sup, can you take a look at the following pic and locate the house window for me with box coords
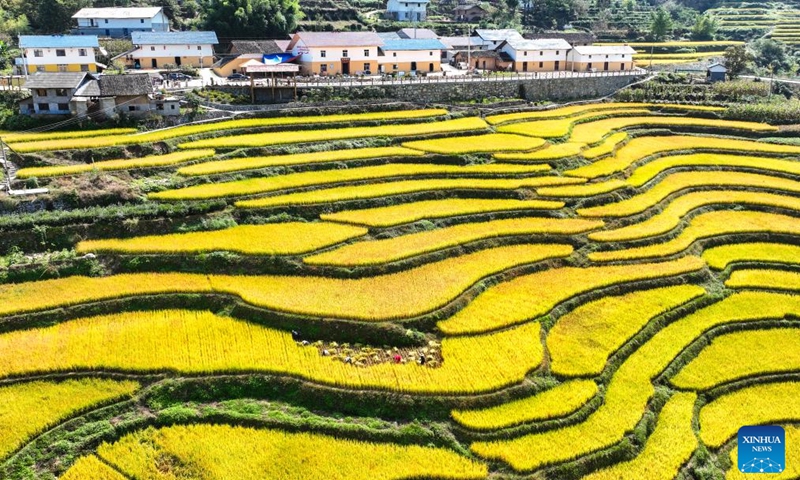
[588,55,592,59]
[393,52,397,57]
[364,49,369,56]
[622,54,626,58]
[539,51,543,56]
[157,103,164,110]
[524,51,527,56]
[556,51,559,55]
[81,64,90,72]
[429,51,433,56]
[140,19,144,23]
[33,49,43,57]
[151,46,155,51]
[56,49,66,57]
[321,50,327,58]
[79,48,87,56]
[104,19,108,23]
[57,103,69,111]
[55,88,68,96]
[197,46,202,50]
[128,106,136,111]
[38,103,49,111]
[342,49,348,58]
[171,105,176,109]
[36,89,47,96]
[606,55,609,58]
[36,65,46,72]
[57,64,68,72]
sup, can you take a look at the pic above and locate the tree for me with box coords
[723,44,752,79]
[650,7,673,41]
[199,0,302,39]
[34,0,91,34]
[691,14,717,40]
[751,39,794,73]
[524,0,575,30]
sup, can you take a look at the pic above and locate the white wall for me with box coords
[77,12,168,30]
[132,44,214,58]
[500,44,567,62]
[23,47,96,66]
[292,40,380,63]
[379,49,440,65]
[568,51,631,64]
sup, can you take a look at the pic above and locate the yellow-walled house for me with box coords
[212,40,287,77]
[498,37,572,72]
[124,31,218,69]
[287,32,383,75]
[567,45,636,72]
[378,39,446,74]
[16,35,99,74]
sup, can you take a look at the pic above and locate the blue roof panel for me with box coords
[380,39,447,51]
[131,31,219,45]
[19,35,99,48]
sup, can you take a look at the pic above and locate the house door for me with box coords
[554,60,560,71]
[123,28,128,36]
[522,62,527,72]
[151,59,157,68]
[411,61,417,71]
[175,56,182,66]
[134,59,141,69]
[604,61,609,71]
[429,63,434,72]
[342,58,350,75]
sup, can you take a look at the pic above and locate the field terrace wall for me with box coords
[216,73,643,104]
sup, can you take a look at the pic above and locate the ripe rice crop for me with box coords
[451,380,598,431]
[90,424,488,480]
[725,269,800,291]
[0,379,139,459]
[76,223,368,256]
[537,179,628,197]
[0,309,542,394]
[672,328,800,390]
[548,285,706,377]
[303,218,598,266]
[1,127,137,144]
[494,142,584,161]
[700,382,800,448]
[567,135,800,179]
[177,147,425,176]
[589,210,800,262]
[497,109,651,138]
[151,162,551,201]
[178,117,489,150]
[577,171,800,218]
[8,109,449,152]
[437,256,704,335]
[402,133,546,154]
[703,243,800,270]
[61,455,126,480]
[590,191,800,242]
[235,176,585,209]
[568,117,776,145]
[727,425,800,480]
[0,244,568,321]
[485,102,652,125]
[626,153,800,187]
[581,392,697,480]
[634,59,704,65]
[320,198,564,227]
[471,291,800,471]
[633,51,725,59]
[15,149,216,179]
[582,132,628,160]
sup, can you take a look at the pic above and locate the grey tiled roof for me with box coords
[23,72,90,89]
[132,31,219,45]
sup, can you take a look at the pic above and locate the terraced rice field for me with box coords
[1,102,798,479]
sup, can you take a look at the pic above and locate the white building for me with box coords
[16,35,100,75]
[124,31,219,69]
[567,45,636,72]
[473,29,523,50]
[498,37,572,72]
[386,0,430,22]
[72,7,169,38]
[378,39,446,74]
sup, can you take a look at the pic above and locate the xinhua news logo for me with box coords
[738,425,786,474]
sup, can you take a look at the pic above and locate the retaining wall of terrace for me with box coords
[214,73,644,104]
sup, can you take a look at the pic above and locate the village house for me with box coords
[439,36,486,62]
[16,35,100,75]
[212,40,286,77]
[378,38,446,74]
[386,0,430,22]
[453,49,511,71]
[473,29,523,50]
[19,72,91,115]
[526,32,595,47]
[567,45,636,72]
[498,37,572,72]
[72,73,180,118]
[123,31,219,69]
[707,63,727,82]
[72,7,170,38]
[453,3,488,22]
[287,32,383,76]
[397,28,438,39]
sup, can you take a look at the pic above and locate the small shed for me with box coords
[707,63,727,82]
